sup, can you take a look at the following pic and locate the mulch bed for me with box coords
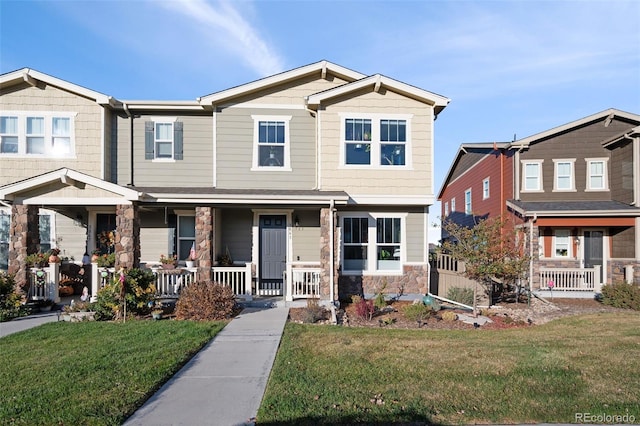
[288,297,622,330]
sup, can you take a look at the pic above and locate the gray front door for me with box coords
[259,215,286,295]
[584,230,604,283]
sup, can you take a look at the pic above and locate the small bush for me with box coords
[446,287,475,306]
[0,273,23,322]
[441,310,458,322]
[300,297,326,324]
[373,281,388,310]
[402,303,430,326]
[354,297,375,321]
[93,268,157,321]
[175,282,239,321]
[601,282,640,310]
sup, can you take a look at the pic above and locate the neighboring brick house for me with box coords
[0,61,450,303]
[438,109,640,297]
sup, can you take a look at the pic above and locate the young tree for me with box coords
[440,216,530,311]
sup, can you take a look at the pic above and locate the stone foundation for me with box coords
[338,265,429,301]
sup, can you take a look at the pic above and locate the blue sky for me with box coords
[1,0,639,240]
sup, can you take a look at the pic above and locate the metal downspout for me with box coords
[330,199,335,304]
[123,103,134,187]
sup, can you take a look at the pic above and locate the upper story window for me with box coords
[483,177,490,199]
[444,201,449,217]
[342,114,411,168]
[522,160,543,192]
[145,119,183,161]
[451,197,456,213]
[251,115,291,170]
[0,112,76,157]
[553,159,576,191]
[586,158,608,191]
[464,189,472,215]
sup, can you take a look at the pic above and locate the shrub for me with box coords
[373,281,388,310]
[0,273,23,322]
[446,287,475,306]
[93,268,157,320]
[175,282,239,321]
[601,282,640,310]
[354,297,375,321]
[402,303,430,326]
[441,310,458,322]
[300,297,326,324]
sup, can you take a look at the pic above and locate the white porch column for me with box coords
[90,262,99,302]
[594,265,602,293]
[48,263,60,303]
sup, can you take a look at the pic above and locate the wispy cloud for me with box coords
[160,0,284,77]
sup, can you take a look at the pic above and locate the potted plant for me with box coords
[160,254,178,269]
[26,252,48,268]
[151,308,163,320]
[216,247,233,266]
[96,253,116,268]
[48,248,61,264]
[91,249,101,263]
[38,298,56,312]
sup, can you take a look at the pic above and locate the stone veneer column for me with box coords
[115,204,140,270]
[195,206,214,283]
[319,208,338,302]
[8,204,39,292]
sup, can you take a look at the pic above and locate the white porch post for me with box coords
[90,262,99,302]
[244,263,253,301]
[48,263,60,303]
[594,265,602,293]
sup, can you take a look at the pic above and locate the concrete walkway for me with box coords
[124,305,289,426]
[0,311,59,338]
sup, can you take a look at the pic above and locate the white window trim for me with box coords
[151,117,177,162]
[553,229,571,258]
[464,188,472,215]
[251,115,292,171]
[339,212,407,276]
[521,160,544,192]
[176,211,196,261]
[482,177,490,199]
[0,111,77,158]
[585,158,609,191]
[552,158,576,192]
[339,112,413,170]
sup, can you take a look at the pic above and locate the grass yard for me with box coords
[258,312,640,425]
[0,320,225,425]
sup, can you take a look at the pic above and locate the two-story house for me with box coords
[0,61,450,303]
[438,109,640,297]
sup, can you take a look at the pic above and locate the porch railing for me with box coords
[27,264,59,302]
[212,264,252,299]
[286,267,321,301]
[539,266,601,292]
[154,268,196,297]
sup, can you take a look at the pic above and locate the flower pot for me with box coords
[91,254,99,263]
[161,263,177,270]
[48,255,60,264]
[185,260,195,268]
[152,312,162,320]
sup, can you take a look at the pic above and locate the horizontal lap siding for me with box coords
[54,213,87,261]
[292,209,321,262]
[0,84,105,186]
[519,118,634,202]
[406,210,426,262]
[218,209,252,262]
[319,89,433,196]
[609,140,634,204]
[116,114,213,187]
[215,108,316,189]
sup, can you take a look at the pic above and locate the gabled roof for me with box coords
[0,68,114,106]
[437,142,509,200]
[510,108,640,148]
[198,60,365,105]
[306,74,450,114]
[0,168,142,201]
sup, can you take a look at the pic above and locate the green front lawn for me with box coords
[0,320,225,425]
[259,312,640,425]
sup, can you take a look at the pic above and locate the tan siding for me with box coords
[215,108,316,189]
[0,83,105,186]
[54,213,87,261]
[318,88,433,196]
[219,208,252,262]
[117,114,214,187]
[406,211,425,262]
[292,210,321,262]
[140,228,172,263]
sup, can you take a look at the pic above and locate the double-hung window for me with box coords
[464,189,472,215]
[343,217,368,271]
[0,112,76,157]
[483,177,490,199]
[145,118,183,160]
[342,114,411,167]
[376,217,401,270]
[554,229,570,258]
[444,202,449,217]
[553,159,575,191]
[586,158,608,191]
[451,198,456,213]
[522,160,543,192]
[252,115,291,170]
